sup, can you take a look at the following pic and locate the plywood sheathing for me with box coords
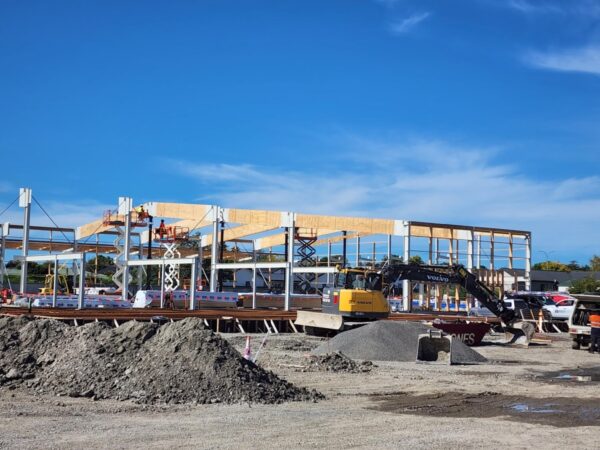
[150,202,213,220]
[76,218,120,240]
[227,208,283,228]
[295,214,395,235]
[202,224,279,247]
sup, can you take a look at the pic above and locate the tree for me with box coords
[532,260,570,272]
[569,277,600,294]
[590,255,600,272]
[567,260,590,271]
[408,255,424,265]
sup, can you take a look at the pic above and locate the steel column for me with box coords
[210,210,219,292]
[525,234,532,290]
[355,235,360,267]
[160,264,165,308]
[19,188,32,294]
[52,257,58,308]
[122,208,132,302]
[402,231,411,311]
[252,264,257,309]
[77,253,86,309]
[284,223,295,311]
[0,231,5,287]
[189,257,197,310]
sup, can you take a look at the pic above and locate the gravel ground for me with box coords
[1,329,599,449]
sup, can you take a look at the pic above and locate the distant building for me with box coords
[530,270,600,292]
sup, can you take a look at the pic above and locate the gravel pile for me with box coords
[0,316,323,404]
[313,321,487,364]
[304,352,374,373]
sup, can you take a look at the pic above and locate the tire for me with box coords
[572,340,581,350]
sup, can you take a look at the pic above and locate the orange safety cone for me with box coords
[243,336,252,360]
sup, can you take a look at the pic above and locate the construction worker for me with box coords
[589,314,600,353]
[155,219,167,240]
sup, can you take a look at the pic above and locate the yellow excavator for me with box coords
[295,263,534,346]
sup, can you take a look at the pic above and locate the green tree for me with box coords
[569,277,600,294]
[408,255,424,265]
[532,260,570,271]
[567,260,590,271]
[590,255,600,272]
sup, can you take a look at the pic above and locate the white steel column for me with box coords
[77,253,86,309]
[137,241,144,291]
[52,257,58,308]
[355,235,360,267]
[283,212,295,312]
[0,227,6,287]
[252,264,257,309]
[160,264,165,308]
[189,257,197,310]
[402,227,411,311]
[120,197,133,302]
[387,235,392,263]
[525,234,532,290]
[210,207,220,292]
[467,231,474,271]
[476,234,481,269]
[326,241,332,285]
[19,188,32,294]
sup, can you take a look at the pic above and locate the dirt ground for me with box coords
[1,330,599,449]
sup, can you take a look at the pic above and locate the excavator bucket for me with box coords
[504,321,535,347]
[416,330,453,364]
[295,311,344,332]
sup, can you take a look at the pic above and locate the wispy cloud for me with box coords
[170,137,600,257]
[504,0,600,16]
[524,45,600,76]
[507,0,562,14]
[389,12,431,35]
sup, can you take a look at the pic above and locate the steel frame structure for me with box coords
[4,188,532,312]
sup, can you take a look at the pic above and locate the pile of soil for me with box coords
[303,352,374,373]
[313,321,487,364]
[0,316,323,405]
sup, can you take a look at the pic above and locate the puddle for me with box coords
[368,392,600,427]
[510,403,561,413]
[533,367,600,383]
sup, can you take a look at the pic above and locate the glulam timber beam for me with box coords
[201,224,278,247]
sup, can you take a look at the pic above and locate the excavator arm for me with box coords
[381,263,533,345]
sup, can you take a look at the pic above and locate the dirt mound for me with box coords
[313,321,487,364]
[0,317,323,404]
[304,352,374,373]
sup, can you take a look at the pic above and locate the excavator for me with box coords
[295,263,535,346]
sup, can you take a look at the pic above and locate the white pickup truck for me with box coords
[543,298,576,320]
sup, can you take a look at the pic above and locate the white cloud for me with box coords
[507,0,562,14]
[389,12,431,34]
[171,138,600,258]
[525,45,600,76]
[504,0,600,16]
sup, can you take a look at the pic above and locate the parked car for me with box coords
[468,304,496,317]
[568,294,600,350]
[542,295,576,320]
[503,296,552,321]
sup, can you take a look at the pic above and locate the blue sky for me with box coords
[0,0,599,263]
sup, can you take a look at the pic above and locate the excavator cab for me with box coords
[322,268,389,319]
